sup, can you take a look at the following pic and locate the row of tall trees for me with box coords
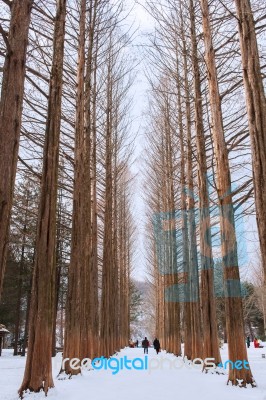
[0,0,135,396]
[144,0,266,387]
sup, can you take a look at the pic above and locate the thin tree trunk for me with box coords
[164,96,181,356]
[180,13,202,359]
[52,189,63,357]
[62,0,86,376]
[22,250,34,358]
[21,279,31,357]
[14,219,27,356]
[162,132,170,353]
[0,0,33,299]
[100,57,114,357]
[176,58,191,359]
[112,112,119,353]
[90,39,99,359]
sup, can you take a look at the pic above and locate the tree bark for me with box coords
[52,188,63,357]
[14,205,28,357]
[62,0,100,375]
[180,11,202,359]
[189,0,221,366]
[234,0,266,288]
[21,277,31,357]
[0,0,33,299]
[100,56,114,357]
[90,41,99,358]
[163,92,181,356]
[18,0,66,394]
[176,58,191,360]
[200,0,254,386]
[62,0,86,376]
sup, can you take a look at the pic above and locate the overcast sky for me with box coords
[124,0,154,281]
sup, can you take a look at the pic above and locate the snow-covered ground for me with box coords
[0,345,266,400]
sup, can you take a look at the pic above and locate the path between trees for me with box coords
[0,346,266,400]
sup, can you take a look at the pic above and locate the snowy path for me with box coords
[0,346,266,400]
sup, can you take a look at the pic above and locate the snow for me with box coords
[0,345,266,400]
[0,328,9,333]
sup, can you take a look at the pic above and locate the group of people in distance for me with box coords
[137,335,264,352]
[129,337,161,354]
[141,337,161,354]
[246,336,264,348]
[136,335,263,352]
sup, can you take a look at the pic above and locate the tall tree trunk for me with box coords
[112,115,119,352]
[52,189,63,357]
[118,184,124,349]
[118,179,131,349]
[90,39,99,359]
[200,0,254,386]
[63,0,99,375]
[13,252,23,356]
[161,131,170,353]
[176,57,191,359]
[62,0,86,376]
[19,0,66,394]
[164,96,181,356]
[189,0,221,365]
[14,200,28,357]
[0,0,33,299]
[22,249,34,358]
[80,0,99,362]
[100,57,114,357]
[180,13,202,359]
[234,0,266,292]
[21,277,32,357]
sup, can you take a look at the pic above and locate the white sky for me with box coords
[123,1,155,281]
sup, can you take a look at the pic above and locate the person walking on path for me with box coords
[153,338,161,354]
[246,336,250,348]
[142,337,149,354]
